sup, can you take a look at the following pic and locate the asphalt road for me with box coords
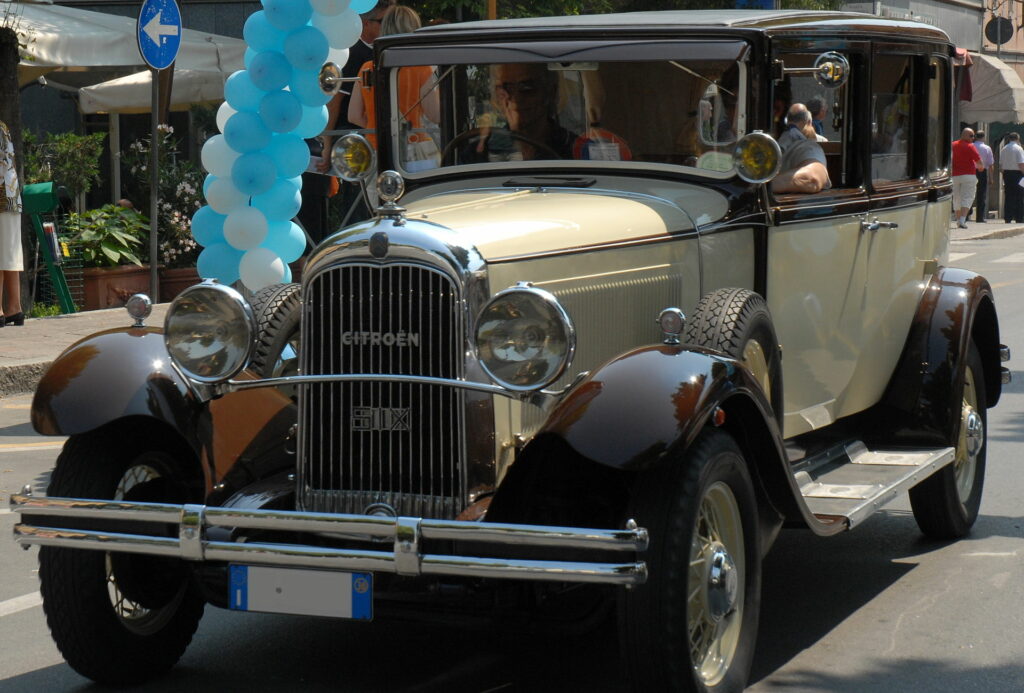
[1,233,1023,691]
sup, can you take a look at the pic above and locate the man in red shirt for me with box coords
[952,128,982,228]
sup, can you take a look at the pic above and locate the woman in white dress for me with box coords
[0,120,23,327]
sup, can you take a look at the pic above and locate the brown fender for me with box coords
[31,327,296,499]
[516,344,842,539]
[871,267,1002,447]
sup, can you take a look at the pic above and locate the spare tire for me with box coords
[249,282,301,379]
[684,288,783,427]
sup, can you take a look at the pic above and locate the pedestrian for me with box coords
[999,132,1024,224]
[806,95,826,136]
[972,131,994,223]
[0,119,24,328]
[951,128,981,229]
[316,0,395,229]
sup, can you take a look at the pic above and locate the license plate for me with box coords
[228,565,372,620]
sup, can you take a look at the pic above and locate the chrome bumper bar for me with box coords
[11,492,648,586]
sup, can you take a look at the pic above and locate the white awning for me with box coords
[960,52,1024,124]
[78,69,227,114]
[13,2,244,89]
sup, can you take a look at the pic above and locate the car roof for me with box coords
[416,9,950,43]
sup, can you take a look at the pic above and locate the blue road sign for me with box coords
[137,0,182,70]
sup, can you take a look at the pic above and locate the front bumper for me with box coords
[11,492,648,586]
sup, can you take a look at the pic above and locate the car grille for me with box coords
[298,262,466,519]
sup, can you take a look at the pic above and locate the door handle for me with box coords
[861,217,898,232]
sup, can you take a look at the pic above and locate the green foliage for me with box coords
[65,204,150,268]
[412,0,612,22]
[29,303,63,318]
[21,130,106,201]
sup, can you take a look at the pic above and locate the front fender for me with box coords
[872,267,1001,447]
[31,327,198,440]
[538,344,773,471]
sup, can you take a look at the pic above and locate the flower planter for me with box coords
[82,265,152,311]
[159,266,201,302]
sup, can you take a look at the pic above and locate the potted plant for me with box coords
[65,204,151,310]
[119,125,204,301]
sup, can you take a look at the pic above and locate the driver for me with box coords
[463,63,578,162]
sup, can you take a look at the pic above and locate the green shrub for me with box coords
[65,204,150,268]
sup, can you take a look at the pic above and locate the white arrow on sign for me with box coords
[143,11,179,45]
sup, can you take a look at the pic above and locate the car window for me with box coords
[771,52,851,190]
[386,55,748,176]
[927,55,951,178]
[871,53,914,184]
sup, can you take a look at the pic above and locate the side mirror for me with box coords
[813,52,850,89]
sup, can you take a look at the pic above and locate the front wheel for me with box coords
[38,432,205,685]
[619,429,761,692]
[909,341,987,539]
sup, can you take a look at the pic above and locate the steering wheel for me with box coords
[441,127,563,165]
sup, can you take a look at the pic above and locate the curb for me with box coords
[0,362,50,399]
[954,226,1024,242]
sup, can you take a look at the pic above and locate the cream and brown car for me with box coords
[13,10,1010,692]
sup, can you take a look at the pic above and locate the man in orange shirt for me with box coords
[951,127,982,229]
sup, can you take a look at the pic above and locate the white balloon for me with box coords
[200,135,241,177]
[240,247,286,291]
[216,101,238,134]
[325,47,350,69]
[207,177,248,214]
[310,0,349,16]
[224,206,270,250]
[312,9,360,50]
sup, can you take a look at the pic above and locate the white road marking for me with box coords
[0,441,64,453]
[0,592,42,618]
[948,252,975,262]
[963,551,1018,557]
[993,252,1024,263]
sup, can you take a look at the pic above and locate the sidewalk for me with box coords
[0,303,169,398]
[2,217,1023,399]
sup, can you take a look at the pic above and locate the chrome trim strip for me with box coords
[1000,344,1010,362]
[12,494,648,586]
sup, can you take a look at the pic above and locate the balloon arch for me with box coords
[191,0,370,290]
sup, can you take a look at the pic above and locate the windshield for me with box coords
[382,54,747,176]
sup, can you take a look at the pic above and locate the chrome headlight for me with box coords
[164,281,255,383]
[474,284,575,392]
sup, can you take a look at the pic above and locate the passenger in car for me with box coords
[770,103,831,194]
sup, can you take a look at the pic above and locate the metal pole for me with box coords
[149,67,160,301]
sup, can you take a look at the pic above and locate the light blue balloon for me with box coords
[231,151,278,196]
[191,205,227,247]
[288,68,331,107]
[283,26,329,72]
[224,71,266,113]
[266,134,310,178]
[248,50,292,92]
[263,220,307,262]
[203,173,215,197]
[259,90,303,133]
[244,47,258,70]
[252,177,302,221]
[293,104,329,139]
[282,264,293,283]
[223,111,272,153]
[197,243,244,285]
[348,0,376,12]
[262,0,313,32]
[243,11,286,52]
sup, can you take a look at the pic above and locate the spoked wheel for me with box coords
[619,429,761,692]
[38,432,204,684]
[684,288,783,428]
[909,341,987,539]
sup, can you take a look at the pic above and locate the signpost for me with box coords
[137,0,181,301]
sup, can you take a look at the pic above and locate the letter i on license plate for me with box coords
[228,565,372,620]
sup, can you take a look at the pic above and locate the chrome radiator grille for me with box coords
[298,263,465,519]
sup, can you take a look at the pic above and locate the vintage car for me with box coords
[12,9,1011,692]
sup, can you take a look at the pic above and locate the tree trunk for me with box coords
[0,27,29,313]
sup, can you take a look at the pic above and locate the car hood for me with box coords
[402,187,722,262]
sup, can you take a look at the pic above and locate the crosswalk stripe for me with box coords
[948,252,975,262]
[993,252,1024,263]
[0,593,42,618]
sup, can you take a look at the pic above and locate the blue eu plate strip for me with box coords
[229,565,248,611]
[351,573,372,620]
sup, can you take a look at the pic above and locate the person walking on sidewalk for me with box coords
[1000,132,1024,224]
[951,128,982,229]
[973,130,995,223]
[0,120,24,328]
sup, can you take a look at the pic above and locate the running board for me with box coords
[793,442,955,529]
